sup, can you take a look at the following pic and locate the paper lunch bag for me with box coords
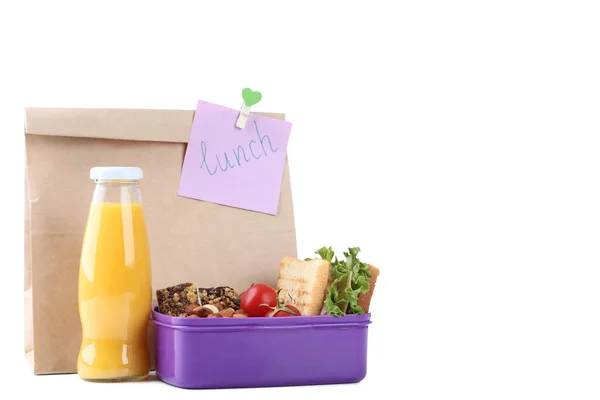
[24,107,297,374]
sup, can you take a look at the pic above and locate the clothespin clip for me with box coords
[236,88,262,129]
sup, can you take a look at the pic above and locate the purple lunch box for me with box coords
[151,307,371,389]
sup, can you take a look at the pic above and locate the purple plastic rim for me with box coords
[152,307,371,327]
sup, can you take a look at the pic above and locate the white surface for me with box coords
[90,167,144,181]
[2,0,600,399]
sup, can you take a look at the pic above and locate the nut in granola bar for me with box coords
[197,286,241,310]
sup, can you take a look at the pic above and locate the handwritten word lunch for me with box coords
[200,121,279,176]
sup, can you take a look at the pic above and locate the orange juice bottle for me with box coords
[77,167,152,382]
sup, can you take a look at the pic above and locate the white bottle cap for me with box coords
[90,167,143,180]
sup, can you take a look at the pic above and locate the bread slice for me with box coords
[276,256,331,316]
[357,264,379,312]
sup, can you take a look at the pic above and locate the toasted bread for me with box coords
[357,264,379,312]
[276,256,331,316]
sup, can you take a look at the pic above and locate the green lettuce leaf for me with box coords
[315,246,372,316]
[355,275,370,294]
[325,284,345,316]
[316,246,335,262]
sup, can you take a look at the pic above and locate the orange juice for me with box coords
[77,200,152,382]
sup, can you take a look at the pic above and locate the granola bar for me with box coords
[157,283,199,316]
[198,286,240,310]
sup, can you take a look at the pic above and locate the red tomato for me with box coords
[238,284,253,305]
[239,283,277,317]
[267,304,302,317]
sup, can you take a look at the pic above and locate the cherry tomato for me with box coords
[267,304,302,317]
[239,283,277,317]
[238,284,253,305]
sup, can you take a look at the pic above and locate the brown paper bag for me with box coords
[24,107,297,374]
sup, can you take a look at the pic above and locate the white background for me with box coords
[2,1,600,399]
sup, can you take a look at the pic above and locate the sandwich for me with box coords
[276,246,379,317]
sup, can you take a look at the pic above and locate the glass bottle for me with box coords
[77,167,152,382]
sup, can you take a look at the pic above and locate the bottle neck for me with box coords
[92,180,143,204]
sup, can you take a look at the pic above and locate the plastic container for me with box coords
[152,307,371,389]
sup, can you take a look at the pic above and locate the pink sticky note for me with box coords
[178,100,292,215]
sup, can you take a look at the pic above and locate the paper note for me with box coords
[178,100,292,215]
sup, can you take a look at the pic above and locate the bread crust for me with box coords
[357,264,379,313]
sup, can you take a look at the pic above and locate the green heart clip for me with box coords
[242,88,262,107]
